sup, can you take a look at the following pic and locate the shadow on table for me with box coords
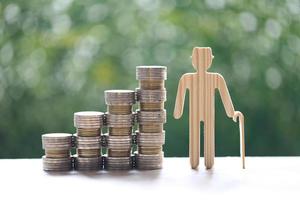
[45,169,162,181]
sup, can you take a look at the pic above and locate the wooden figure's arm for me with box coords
[174,74,189,119]
[216,74,235,118]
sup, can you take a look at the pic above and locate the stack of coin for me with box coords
[136,66,167,170]
[105,90,135,170]
[74,156,102,171]
[136,66,167,90]
[73,111,104,171]
[42,133,72,171]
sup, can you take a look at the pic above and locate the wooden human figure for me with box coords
[174,47,245,169]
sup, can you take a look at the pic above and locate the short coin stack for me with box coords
[136,66,167,170]
[42,133,72,171]
[73,111,104,171]
[104,90,135,170]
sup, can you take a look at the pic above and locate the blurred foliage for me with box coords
[0,0,300,158]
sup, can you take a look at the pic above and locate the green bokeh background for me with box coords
[0,0,299,158]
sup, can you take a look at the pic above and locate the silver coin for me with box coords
[107,135,132,149]
[76,128,101,137]
[42,133,72,150]
[75,135,101,149]
[75,156,101,171]
[42,156,72,171]
[74,111,104,117]
[106,113,134,127]
[136,66,167,80]
[74,121,103,127]
[136,131,165,146]
[105,90,135,105]
[106,156,132,170]
[136,153,163,170]
[136,88,167,103]
[137,110,166,124]
[74,111,104,128]
[137,164,162,170]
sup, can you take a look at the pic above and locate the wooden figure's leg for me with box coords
[189,114,200,169]
[204,117,215,169]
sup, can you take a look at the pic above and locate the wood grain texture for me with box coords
[174,47,245,169]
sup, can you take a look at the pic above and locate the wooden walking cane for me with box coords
[233,111,246,169]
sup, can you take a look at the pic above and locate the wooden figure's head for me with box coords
[192,47,214,71]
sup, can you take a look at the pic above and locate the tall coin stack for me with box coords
[73,111,104,171]
[42,133,72,171]
[104,90,135,170]
[136,66,167,170]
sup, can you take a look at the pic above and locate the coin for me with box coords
[77,128,101,137]
[138,146,162,155]
[75,156,102,171]
[136,131,165,147]
[74,111,104,128]
[42,133,72,150]
[107,135,132,149]
[75,135,101,149]
[137,110,166,124]
[136,88,166,111]
[108,105,132,115]
[106,113,134,127]
[107,149,131,157]
[140,103,164,111]
[42,156,72,171]
[136,66,167,81]
[45,149,70,158]
[75,135,101,157]
[136,153,163,170]
[105,90,135,105]
[136,88,166,103]
[106,156,132,170]
[77,149,101,158]
[139,80,165,90]
[139,124,163,133]
[108,127,132,136]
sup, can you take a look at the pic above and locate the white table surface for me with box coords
[0,157,299,200]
